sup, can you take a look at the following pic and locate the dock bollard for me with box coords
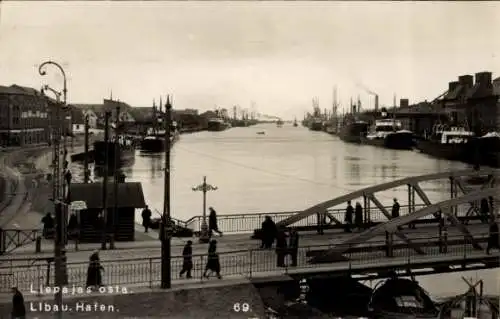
[35,236,42,253]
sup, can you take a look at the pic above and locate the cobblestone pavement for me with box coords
[0,282,267,318]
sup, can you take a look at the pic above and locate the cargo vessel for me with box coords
[207,118,231,131]
[416,125,475,162]
[362,119,415,150]
[94,136,135,167]
[338,120,369,143]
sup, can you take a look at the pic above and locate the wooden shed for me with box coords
[69,182,146,242]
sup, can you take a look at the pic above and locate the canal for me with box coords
[70,123,498,298]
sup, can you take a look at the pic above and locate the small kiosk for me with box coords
[69,182,146,242]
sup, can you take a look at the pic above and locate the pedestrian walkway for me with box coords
[0,221,496,295]
[3,222,489,261]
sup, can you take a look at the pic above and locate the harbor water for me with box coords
[69,124,499,298]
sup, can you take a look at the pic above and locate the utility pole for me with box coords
[161,94,172,289]
[83,115,90,184]
[101,111,111,250]
[111,105,120,250]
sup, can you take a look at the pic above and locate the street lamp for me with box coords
[161,94,172,289]
[192,176,218,243]
[38,60,68,319]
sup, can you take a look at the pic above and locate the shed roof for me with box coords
[69,182,146,209]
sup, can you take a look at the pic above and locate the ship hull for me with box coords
[362,132,415,150]
[416,140,469,161]
[339,122,369,144]
[465,135,500,168]
[309,122,323,131]
[207,121,230,131]
[93,141,135,166]
[140,137,165,153]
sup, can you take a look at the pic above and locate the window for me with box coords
[13,106,20,125]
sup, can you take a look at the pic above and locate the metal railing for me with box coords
[0,232,492,293]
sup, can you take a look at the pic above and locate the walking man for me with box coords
[141,205,152,233]
[261,216,277,249]
[486,219,499,255]
[275,228,287,267]
[288,229,299,267]
[179,240,193,278]
[11,287,25,319]
[344,201,354,233]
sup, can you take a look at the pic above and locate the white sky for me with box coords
[1,1,499,119]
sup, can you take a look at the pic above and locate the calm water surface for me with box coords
[71,124,498,297]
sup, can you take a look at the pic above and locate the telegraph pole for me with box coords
[161,95,172,289]
[111,105,120,249]
[83,115,90,184]
[101,112,111,250]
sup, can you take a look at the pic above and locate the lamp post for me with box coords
[192,176,218,243]
[38,60,68,319]
[161,94,172,289]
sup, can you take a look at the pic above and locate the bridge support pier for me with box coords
[407,184,416,229]
[438,213,448,253]
[385,231,393,257]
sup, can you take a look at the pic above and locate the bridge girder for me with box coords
[309,187,500,264]
[276,168,499,228]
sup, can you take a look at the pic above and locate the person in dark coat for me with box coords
[67,213,78,240]
[344,201,354,233]
[391,198,400,219]
[261,216,277,249]
[354,202,363,231]
[480,198,490,223]
[86,250,104,289]
[41,212,54,239]
[486,220,499,254]
[203,239,222,279]
[275,228,288,267]
[11,287,25,319]
[208,207,223,237]
[179,240,193,278]
[141,205,152,232]
[288,229,299,267]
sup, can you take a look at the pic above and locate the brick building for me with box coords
[440,72,500,134]
[0,85,50,146]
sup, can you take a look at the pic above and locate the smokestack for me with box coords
[374,95,379,111]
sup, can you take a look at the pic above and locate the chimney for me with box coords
[400,98,409,108]
[475,72,493,87]
[458,75,474,88]
[374,95,379,111]
[448,81,459,91]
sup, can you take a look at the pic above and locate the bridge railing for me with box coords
[0,232,491,293]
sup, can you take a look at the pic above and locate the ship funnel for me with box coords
[374,95,379,111]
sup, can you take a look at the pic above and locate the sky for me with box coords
[1,1,499,119]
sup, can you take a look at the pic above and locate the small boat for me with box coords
[256,131,266,135]
[368,278,438,319]
[438,278,499,319]
[293,118,298,127]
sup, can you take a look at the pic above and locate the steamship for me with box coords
[93,135,135,167]
[361,119,415,150]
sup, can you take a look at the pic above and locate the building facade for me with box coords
[0,85,50,146]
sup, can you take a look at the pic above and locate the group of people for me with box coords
[343,200,365,232]
[259,216,300,267]
[41,212,80,240]
[178,239,222,279]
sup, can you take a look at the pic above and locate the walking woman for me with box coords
[203,239,222,279]
[209,207,223,237]
[86,250,104,290]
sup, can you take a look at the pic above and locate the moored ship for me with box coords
[368,278,438,319]
[207,118,231,131]
[362,119,415,150]
[140,124,179,153]
[94,136,135,167]
[309,118,323,131]
[416,125,475,162]
[339,120,369,143]
[466,131,500,168]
